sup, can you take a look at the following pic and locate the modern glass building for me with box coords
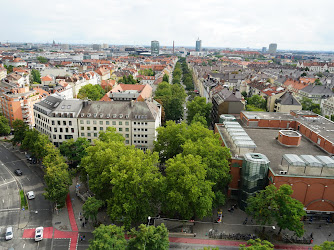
[196,39,202,52]
[151,40,159,56]
[239,153,270,210]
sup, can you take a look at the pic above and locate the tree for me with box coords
[118,75,137,84]
[164,154,214,219]
[274,184,306,236]
[98,127,124,143]
[162,74,169,83]
[246,185,305,236]
[313,241,334,250]
[240,238,274,250]
[187,96,212,127]
[31,69,41,84]
[300,72,307,77]
[77,84,106,100]
[37,56,48,64]
[43,163,72,208]
[300,97,321,114]
[128,224,169,250]
[0,115,11,136]
[83,197,104,225]
[89,224,127,250]
[246,95,266,110]
[12,119,29,145]
[59,137,90,165]
[82,129,164,228]
[241,91,248,98]
[315,78,322,85]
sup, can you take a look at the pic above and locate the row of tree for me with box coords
[0,114,11,136]
[180,58,194,91]
[154,81,187,122]
[77,84,107,101]
[186,96,212,127]
[172,62,182,84]
[118,75,139,84]
[138,68,155,76]
[12,120,72,208]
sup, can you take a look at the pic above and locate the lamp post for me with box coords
[147,216,151,226]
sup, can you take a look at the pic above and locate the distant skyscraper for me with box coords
[151,40,159,56]
[262,47,267,53]
[92,44,102,51]
[268,43,277,54]
[196,38,202,52]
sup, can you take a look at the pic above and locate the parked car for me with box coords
[27,191,35,200]
[5,227,13,240]
[35,227,43,241]
[14,169,23,176]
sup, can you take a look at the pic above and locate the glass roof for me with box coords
[234,140,257,148]
[316,156,334,168]
[300,155,323,167]
[283,154,306,166]
[231,135,253,141]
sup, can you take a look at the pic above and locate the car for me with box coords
[14,169,22,176]
[5,227,13,240]
[27,191,35,200]
[35,227,43,241]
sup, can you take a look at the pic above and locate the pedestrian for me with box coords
[310,232,313,239]
[83,235,86,241]
[82,222,85,228]
[80,235,83,241]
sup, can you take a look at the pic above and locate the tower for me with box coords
[196,38,202,52]
[151,40,159,56]
[268,43,277,54]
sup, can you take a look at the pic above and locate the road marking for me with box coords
[0,180,16,187]
[23,243,25,248]
[27,177,30,181]
[0,208,20,212]
[2,199,4,203]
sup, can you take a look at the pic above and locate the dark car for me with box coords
[14,169,23,176]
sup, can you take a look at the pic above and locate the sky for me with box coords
[2,0,334,51]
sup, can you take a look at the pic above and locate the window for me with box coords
[99,121,103,125]
[125,128,129,132]
[54,128,57,132]
[119,121,122,125]
[134,122,136,125]
[134,128,137,131]
[52,121,55,125]
[60,128,63,133]
[125,121,129,125]
[65,128,69,133]
[59,135,62,139]
[126,140,129,144]
[145,129,147,131]
[87,120,90,124]
[80,120,84,124]
[71,128,74,133]
[53,135,56,139]
[134,140,136,143]
[87,127,91,131]
[57,121,60,125]
[81,127,84,130]
[134,134,137,137]
[112,121,116,125]
[69,121,72,126]
[119,128,123,132]
[93,121,97,124]
[87,133,91,137]
[125,134,129,138]
[63,121,66,126]
[100,127,103,131]
[94,127,97,131]
[94,133,98,137]
[81,133,84,137]
[106,121,110,125]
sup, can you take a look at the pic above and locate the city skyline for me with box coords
[2,0,334,51]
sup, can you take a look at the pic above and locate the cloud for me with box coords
[2,0,334,51]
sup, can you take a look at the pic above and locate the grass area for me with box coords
[19,190,28,210]
[246,105,266,112]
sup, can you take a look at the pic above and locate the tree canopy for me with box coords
[77,84,106,100]
[12,119,29,145]
[89,224,127,250]
[301,97,321,114]
[31,69,41,84]
[37,56,48,64]
[128,224,169,250]
[313,241,334,250]
[246,95,266,111]
[83,197,104,224]
[118,75,138,84]
[0,114,11,136]
[186,96,212,127]
[59,137,90,165]
[246,184,305,236]
[239,238,274,250]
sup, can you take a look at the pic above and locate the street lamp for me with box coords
[147,216,151,226]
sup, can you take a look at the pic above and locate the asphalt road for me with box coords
[0,142,52,250]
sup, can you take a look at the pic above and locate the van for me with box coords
[27,191,35,200]
[5,227,13,240]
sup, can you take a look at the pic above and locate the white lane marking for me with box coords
[0,208,20,212]
[2,199,4,203]
[0,180,16,187]
[23,243,25,248]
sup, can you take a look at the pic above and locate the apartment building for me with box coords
[0,64,7,80]
[34,96,162,150]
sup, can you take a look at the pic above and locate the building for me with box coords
[262,47,267,53]
[92,44,102,51]
[322,96,334,118]
[100,84,152,102]
[215,110,334,217]
[34,96,162,150]
[299,85,334,105]
[274,91,302,113]
[151,41,159,56]
[196,39,202,52]
[268,43,277,54]
[0,64,7,80]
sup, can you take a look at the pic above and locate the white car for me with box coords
[5,227,13,240]
[27,191,35,200]
[35,227,43,241]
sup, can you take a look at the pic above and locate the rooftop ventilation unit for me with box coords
[119,114,123,118]
[94,113,97,118]
[99,114,103,118]
[106,114,110,118]
[112,114,117,118]
[87,113,91,117]
[81,113,85,117]
[279,170,288,175]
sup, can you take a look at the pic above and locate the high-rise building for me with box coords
[196,38,202,52]
[151,40,159,56]
[92,44,102,51]
[268,43,277,54]
[262,47,267,53]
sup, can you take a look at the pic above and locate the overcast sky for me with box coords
[2,0,333,51]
